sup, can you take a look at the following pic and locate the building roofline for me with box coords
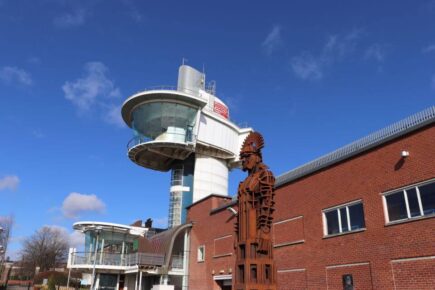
[275,106,435,187]
[210,199,237,215]
[185,193,232,210]
[73,221,148,236]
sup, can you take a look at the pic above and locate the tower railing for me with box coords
[134,85,214,99]
[127,131,196,151]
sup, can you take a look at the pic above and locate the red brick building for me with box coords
[186,106,435,290]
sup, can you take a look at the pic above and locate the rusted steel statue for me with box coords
[234,132,276,290]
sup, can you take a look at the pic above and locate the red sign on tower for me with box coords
[213,100,229,119]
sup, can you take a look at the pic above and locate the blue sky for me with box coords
[1,0,434,259]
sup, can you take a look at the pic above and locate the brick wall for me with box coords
[391,256,435,290]
[187,124,435,289]
[274,125,435,289]
[187,195,236,290]
[276,269,307,290]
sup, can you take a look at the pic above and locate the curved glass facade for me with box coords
[84,230,136,254]
[132,102,197,143]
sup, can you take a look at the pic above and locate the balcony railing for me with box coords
[70,252,185,270]
[127,130,196,151]
[70,252,165,267]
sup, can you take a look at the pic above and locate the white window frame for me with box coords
[382,178,435,224]
[322,200,365,237]
[197,245,205,262]
[171,165,184,186]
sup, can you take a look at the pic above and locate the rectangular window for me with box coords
[323,201,365,236]
[383,179,435,223]
[197,245,205,262]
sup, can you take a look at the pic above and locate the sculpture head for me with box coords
[240,132,264,172]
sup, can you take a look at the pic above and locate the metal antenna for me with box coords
[182,58,188,65]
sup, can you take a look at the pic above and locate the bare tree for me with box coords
[21,226,69,276]
[0,215,13,260]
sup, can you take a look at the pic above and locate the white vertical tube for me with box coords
[182,230,190,290]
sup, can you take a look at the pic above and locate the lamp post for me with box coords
[90,227,102,290]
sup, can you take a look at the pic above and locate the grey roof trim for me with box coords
[210,199,237,215]
[276,106,435,187]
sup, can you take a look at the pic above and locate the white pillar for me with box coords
[134,273,138,290]
[100,238,105,264]
[121,241,125,265]
[138,271,142,290]
[95,274,100,290]
[116,274,120,290]
[182,231,190,290]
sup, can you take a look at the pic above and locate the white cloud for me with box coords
[423,44,435,53]
[323,29,362,59]
[364,43,386,62]
[262,25,282,55]
[32,129,45,139]
[0,175,20,191]
[291,29,363,80]
[130,10,143,23]
[102,104,125,128]
[62,192,106,219]
[0,66,33,86]
[290,53,323,80]
[63,62,121,112]
[54,9,86,28]
[45,225,84,248]
[69,231,85,248]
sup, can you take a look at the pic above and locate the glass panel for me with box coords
[349,203,366,230]
[340,208,349,232]
[99,274,118,290]
[386,191,408,221]
[171,166,184,186]
[419,182,435,216]
[132,102,197,141]
[325,210,339,235]
[406,188,421,217]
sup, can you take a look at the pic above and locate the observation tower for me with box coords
[122,65,252,228]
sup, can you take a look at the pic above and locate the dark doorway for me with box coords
[216,279,232,290]
[118,275,125,290]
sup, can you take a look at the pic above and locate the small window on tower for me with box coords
[197,245,205,262]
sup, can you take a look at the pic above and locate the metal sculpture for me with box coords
[234,132,276,290]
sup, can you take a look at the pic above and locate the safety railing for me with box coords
[70,252,165,267]
[70,252,185,270]
[127,130,196,151]
[133,85,219,98]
